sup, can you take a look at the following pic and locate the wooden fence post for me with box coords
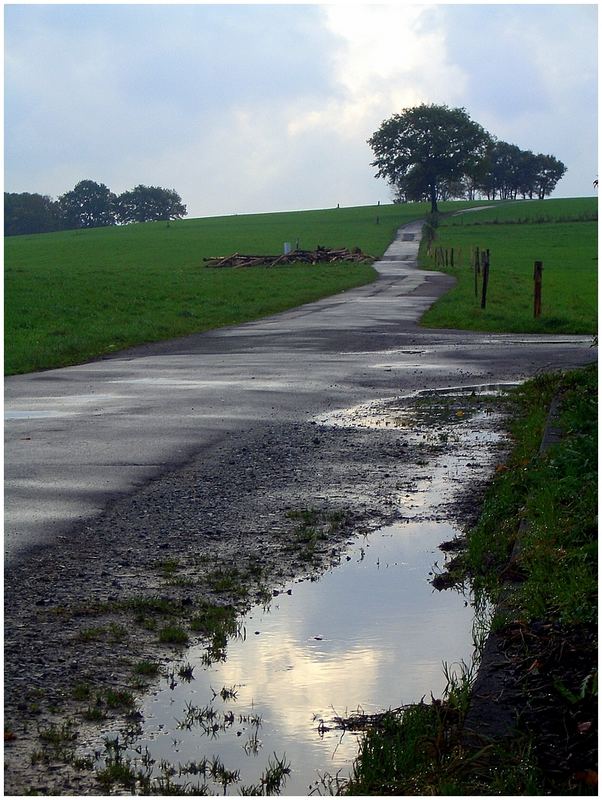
[480,249,490,309]
[534,261,543,318]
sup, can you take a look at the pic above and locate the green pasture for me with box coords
[421,197,597,334]
[6,197,595,375]
[6,201,443,375]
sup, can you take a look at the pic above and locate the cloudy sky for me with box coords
[4,3,598,219]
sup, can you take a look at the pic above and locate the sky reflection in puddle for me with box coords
[124,520,475,795]
[98,390,504,794]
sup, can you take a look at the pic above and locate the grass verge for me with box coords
[343,364,597,795]
[419,197,597,334]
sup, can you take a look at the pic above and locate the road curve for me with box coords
[4,219,595,564]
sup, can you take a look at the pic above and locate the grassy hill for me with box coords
[5,198,596,375]
[5,202,439,375]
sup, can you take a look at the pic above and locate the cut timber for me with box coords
[203,247,375,269]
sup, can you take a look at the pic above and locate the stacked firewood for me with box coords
[203,246,374,269]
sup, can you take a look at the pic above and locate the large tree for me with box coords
[368,104,492,213]
[115,185,187,224]
[58,179,117,229]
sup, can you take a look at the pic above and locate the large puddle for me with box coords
[84,389,507,795]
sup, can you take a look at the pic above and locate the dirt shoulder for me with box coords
[4,389,503,795]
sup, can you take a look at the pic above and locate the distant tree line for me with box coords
[5,179,187,236]
[368,104,567,212]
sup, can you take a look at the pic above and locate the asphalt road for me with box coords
[4,219,595,564]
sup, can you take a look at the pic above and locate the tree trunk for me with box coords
[430,184,438,213]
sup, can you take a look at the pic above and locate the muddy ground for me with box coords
[4,389,506,795]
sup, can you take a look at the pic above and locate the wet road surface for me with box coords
[4,219,595,563]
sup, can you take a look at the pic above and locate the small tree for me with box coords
[533,154,567,199]
[368,104,492,213]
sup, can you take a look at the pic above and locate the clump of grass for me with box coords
[77,625,107,642]
[153,557,180,577]
[286,505,348,564]
[96,758,138,792]
[341,660,542,796]
[158,624,189,646]
[72,683,92,701]
[36,721,78,763]
[82,705,106,723]
[285,508,321,526]
[134,659,161,677]
[76,622,128,643]
[126,595,182,617]
[207,566,247,596]
[240,753,291,795]
[190,602,239,665]
[104,688,136,710]
[38,721,77,748]
[126,595,183,630]
[177,662,195,682]
[189,602,237,637]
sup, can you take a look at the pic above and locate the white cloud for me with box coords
[288,5,468,141]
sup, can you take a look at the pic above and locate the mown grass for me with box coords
[420,197,597,334]
[5,200,482,376]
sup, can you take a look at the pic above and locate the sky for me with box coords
[4,2,598,219]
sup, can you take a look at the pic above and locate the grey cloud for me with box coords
[4,4,597,214]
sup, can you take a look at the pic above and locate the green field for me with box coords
[5,197,596,375]
[420,197,597,334]
[5,201,451,375]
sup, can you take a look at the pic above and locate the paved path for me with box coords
[4,220,594,564]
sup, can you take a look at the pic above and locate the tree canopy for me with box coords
[4,192,63,236]
[59,180,117,229]
[474,143,567,201]
[115,185,187,225]
[368,104,492,213]
[5,180,187,236]
[369,104,567,210]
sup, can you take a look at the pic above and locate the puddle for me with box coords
[93,522,476,795]
[83,387,505,794]
[317,383,517,434]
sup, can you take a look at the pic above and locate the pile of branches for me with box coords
[204,246,375,269]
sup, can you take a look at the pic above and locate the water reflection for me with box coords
[123,520,475,795]
[96,390,505,794]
